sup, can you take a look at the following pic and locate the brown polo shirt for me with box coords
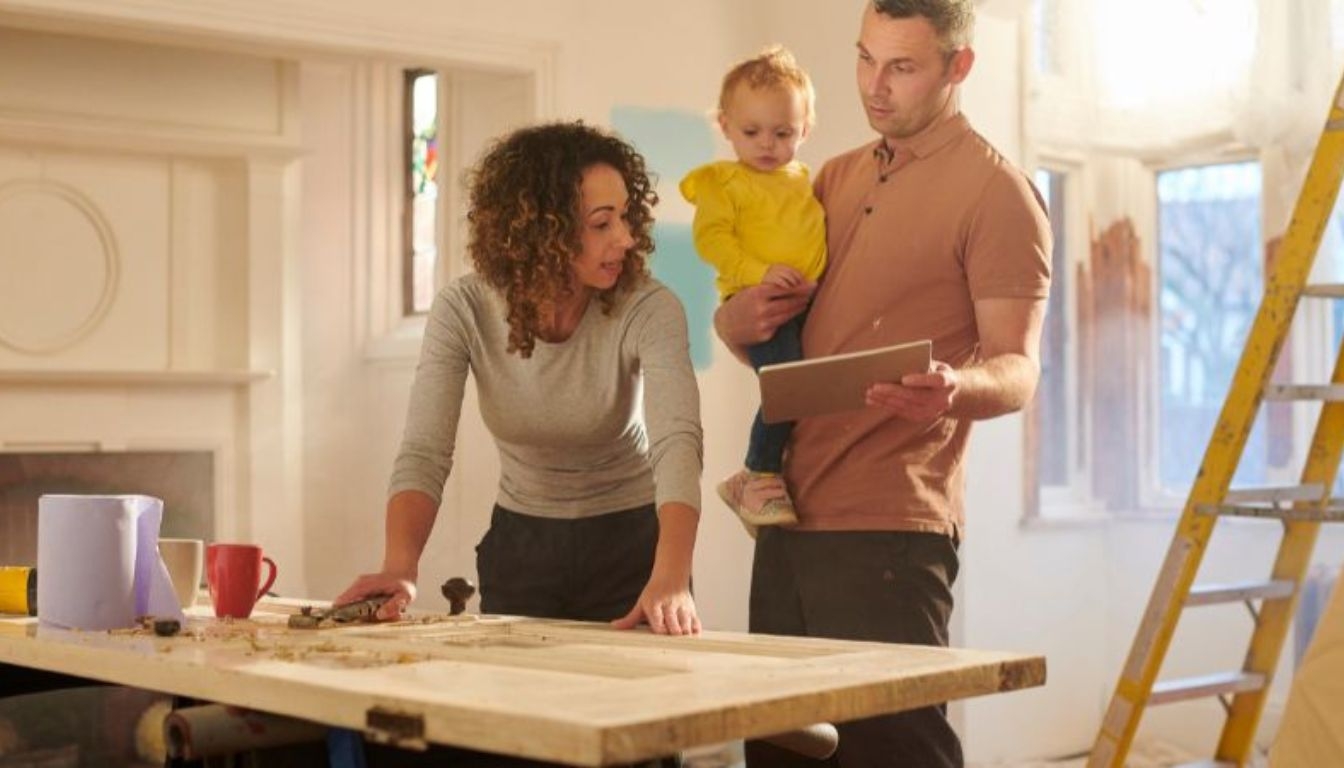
[785,112,1051,538]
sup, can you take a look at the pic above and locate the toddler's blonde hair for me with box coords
[718,45,815,130]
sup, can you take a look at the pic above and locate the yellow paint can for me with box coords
[0,566,36,616]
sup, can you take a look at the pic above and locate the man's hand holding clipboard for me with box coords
[864,359,959,422]
[758,340,933,423]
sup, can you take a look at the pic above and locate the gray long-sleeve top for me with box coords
[388,273,703,518]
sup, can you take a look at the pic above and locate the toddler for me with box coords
[680,45,826,535]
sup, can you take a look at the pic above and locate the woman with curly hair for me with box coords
[337,121,704,638]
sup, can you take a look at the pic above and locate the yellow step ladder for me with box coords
[1088,71,1344,767]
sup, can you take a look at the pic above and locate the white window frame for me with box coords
[1030,155,1105,517]
[1139,152,1283,512]
[360,52,551,363]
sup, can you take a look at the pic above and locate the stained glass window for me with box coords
[405,70,439,316]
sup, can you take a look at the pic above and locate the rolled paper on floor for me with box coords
[761,722,840,760]
[134,699,173,763]
[164,704,326,759]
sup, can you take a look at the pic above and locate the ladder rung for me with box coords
[1223,483,1324,504]
[1265,384,1344,401]
[1186,579,1296,606]
[1149,671,1266,705]
[1196,501,1344,522]
[1302,282,1344,297]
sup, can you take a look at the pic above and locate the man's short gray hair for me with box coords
[873,0,975,52]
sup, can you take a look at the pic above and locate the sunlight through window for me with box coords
[1094,0,1256,111]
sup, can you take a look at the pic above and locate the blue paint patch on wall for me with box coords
[612,106,718,369]
[611,105,715,191]
[649,222,717,370]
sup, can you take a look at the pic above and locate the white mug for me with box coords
[158,538,205,610]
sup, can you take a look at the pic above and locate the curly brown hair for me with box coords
[466,121,658,358]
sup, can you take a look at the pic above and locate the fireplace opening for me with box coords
[0,451,213,566]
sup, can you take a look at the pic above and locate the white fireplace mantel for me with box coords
[0,369,272,386]
[0,18,308,593]
[0,0,554,602]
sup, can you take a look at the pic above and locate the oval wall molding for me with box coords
[0,178,121,355]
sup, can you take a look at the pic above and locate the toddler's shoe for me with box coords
[716,473,756,538]
[716,470,799,538]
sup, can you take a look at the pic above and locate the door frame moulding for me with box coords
[0,0,558,122]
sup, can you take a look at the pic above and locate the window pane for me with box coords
[1157,161,1264,491]
[1033,0,1059,75]
[1325,199,1344,495]
[406,71,439,316]
[1336,296,1344,498]
[1034,168,1069,486]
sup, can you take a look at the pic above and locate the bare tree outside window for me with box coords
[1156,161,1266,493]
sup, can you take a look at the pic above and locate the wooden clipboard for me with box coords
[758,339,932,423]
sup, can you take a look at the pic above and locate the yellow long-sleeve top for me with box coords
[679,160,827,300]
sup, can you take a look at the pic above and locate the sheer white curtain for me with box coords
[1031,0,1344,154]
[1239,1,1343,149]
[1240,0,1344,237]
[1091,0,1256,146]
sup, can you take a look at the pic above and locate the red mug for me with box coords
[205,543,277,619]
